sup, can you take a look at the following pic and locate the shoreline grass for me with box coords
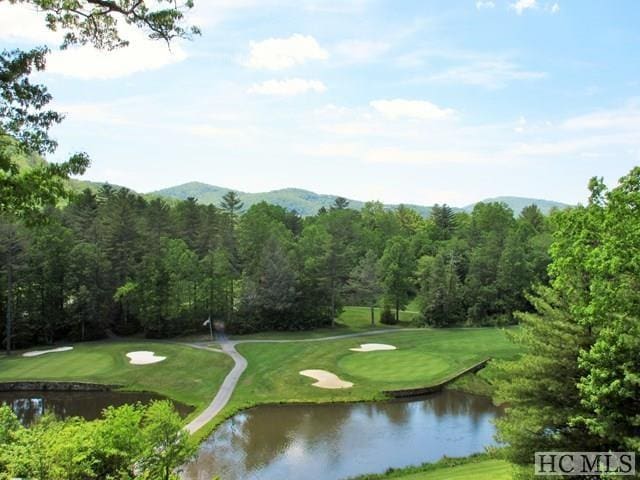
[346,451,511,480]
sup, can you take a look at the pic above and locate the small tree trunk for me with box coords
[5,260,13,355]
[395,298,400,323]
[370,305,375,326]
[331,286,336,327]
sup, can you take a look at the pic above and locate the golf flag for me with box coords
[203,317,211,327]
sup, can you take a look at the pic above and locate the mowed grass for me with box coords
[227,305,420,341]
[383,460,511,480]
[229,327,520,409]
[0,341,234,414]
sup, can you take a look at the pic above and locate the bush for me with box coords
[380,305,397,325]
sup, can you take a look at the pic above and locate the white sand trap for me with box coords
[300,369,354,389]
[126,351,166,365]
[349,343,397,352]
[23,346,73,357]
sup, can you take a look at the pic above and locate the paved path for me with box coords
[184,331,247,434]
[182,327,423,434]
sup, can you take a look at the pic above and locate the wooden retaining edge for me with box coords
[0,382,122,392]
[383,357,492,398]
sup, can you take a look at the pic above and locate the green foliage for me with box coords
[1,0,196,220]
[0,186,558,346]
[379,236,415,321]
[7,0,199,50]
[380,305,397,325]
[0,400,193,480]
[496,167,640,475]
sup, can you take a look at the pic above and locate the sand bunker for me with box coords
[126,351,166,365]
[349,343,397,352]
[300,369,354,389]
[23,346,73,357]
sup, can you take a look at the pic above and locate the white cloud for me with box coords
[370,99,455,120]
[476,1,496,9]
[0,3,187,79]
[247,78,327,96]
[334,40,390,63]
[550,3,560,13]
[510,0,537,14]
[46,38,187,79]
[244,34,328,70]
[0,3,59,43]
[426,59,546,89]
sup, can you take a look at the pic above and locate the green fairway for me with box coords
[228,328,520,409]
[383,459,511,480]
[227,305,419,341]
[0,341,234,415]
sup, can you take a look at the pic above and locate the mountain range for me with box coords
[150,181,570,216]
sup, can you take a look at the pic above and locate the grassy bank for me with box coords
[225,305,420,341]
[348,452,511,480]
[0,341,233,417]
[349,451,511,480]
[228,327,520,410]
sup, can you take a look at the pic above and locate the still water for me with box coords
[182,390,502,480]
[0,390,193,425]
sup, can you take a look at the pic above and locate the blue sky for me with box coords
[1,0,639,206]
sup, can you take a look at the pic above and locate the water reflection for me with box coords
[182,390,502,480]
[0,390,193,425]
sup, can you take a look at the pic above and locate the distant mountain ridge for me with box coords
[151,181,569,216]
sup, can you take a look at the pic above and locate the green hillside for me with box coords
[152,182,433,216]
[152,182,569,217]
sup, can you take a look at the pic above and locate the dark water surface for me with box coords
[181,390,502,480]
[0,390,193,425]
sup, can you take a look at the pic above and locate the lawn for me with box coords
[228,327,520,410]
[226,305,420,341]
[0,341,234,416]
[373,459,511,480]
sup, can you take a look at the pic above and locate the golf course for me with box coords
[0,307,521,479]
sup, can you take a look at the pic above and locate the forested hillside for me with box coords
[152,181,568,216]
[0,187,554,349]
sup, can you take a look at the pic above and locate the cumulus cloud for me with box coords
[550,3,560,13]
[247,78,327,96]
[510,0,537,14]
[244,34,328,70]
[475,1,496,9]
[370,99,455,120]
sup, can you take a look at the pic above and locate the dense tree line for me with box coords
[496,167,640,478]
[1,185,554,349]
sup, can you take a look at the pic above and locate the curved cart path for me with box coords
[183,327,424,434]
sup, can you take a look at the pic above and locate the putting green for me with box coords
[338,350,451,384]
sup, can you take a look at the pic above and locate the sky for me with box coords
[1,0,639,207]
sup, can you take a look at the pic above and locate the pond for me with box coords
[0,390,193,425]
[181,390,502,480]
